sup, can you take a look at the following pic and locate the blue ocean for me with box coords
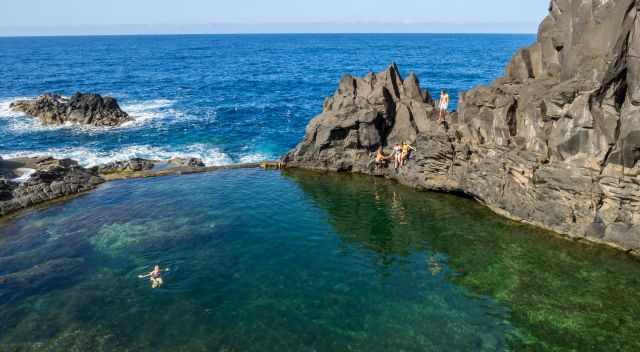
[0,34,533,165]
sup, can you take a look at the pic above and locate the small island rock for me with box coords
[10,93,132,127]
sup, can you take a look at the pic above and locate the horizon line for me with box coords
[0,32,538,39]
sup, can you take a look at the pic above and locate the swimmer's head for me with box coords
[154,265,160,271]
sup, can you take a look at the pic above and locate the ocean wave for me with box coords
[119,99,179,127]
[0,97,66,134]
[239,153,272,163]
[0,144,237,168]
[0,98,28,118]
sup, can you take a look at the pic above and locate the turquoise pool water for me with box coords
[0,169,638,351]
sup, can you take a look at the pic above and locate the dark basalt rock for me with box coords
[0,179,16,202]
[10,92,132,127]
[95,158,155,174]
[0,157,105,217]
[168,157,206,168]
[288,63,440,172]
[288,1,640,255]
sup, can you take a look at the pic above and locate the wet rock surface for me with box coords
[95,158,155,175]
[0,157,105,217]
[168,157,206,168]
[288,0,640,255]
[10,93,132,127]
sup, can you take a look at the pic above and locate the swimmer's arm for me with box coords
[138,269,169,278]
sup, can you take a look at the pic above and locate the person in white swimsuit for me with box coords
[438,90,450,123]
[393,144,403,170]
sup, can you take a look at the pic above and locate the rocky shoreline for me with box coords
[0,156,266,219]
[286,0,640,257]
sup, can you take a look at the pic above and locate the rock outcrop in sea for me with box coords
[10,93,132,127]
[287,0,640,255]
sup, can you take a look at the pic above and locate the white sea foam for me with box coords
[11,168,36,183]
[119,99,179,127]
[0,98,28,118]
[0,97,64,134]
[1,144,235,168]
[239,153,272,164]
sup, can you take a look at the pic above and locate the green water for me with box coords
[0,169,638,351]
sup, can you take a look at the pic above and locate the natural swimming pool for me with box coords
[0,169,638,351]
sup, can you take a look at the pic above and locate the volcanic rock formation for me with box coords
[287,0,640,255]
[95,158,156,175]
[10,93,132,127]
[0,157,105,217]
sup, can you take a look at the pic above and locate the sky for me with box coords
[0,0,550,36]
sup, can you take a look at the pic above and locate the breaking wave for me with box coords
[0,144,239,168]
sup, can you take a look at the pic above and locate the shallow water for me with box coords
[0,34,534,166]
[0,169,638,351]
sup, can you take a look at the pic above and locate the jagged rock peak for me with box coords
[288,64,445,172]
[324,64,432,113]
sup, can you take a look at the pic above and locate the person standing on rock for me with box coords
[438,90,450,123]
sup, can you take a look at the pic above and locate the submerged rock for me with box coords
[0,258,85,302]
[10,92,132,127]
[0,157,105,217]
[288,1,640,255]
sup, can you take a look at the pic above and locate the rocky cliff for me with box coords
[287,0,640,255]
[10,93,132,127]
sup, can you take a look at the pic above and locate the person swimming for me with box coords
[139,265,169,289]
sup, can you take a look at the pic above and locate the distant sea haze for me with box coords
[0,22,539,37]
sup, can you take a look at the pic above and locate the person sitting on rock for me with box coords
[370,146,389,169]
[401,142,416,167]
[393,144,403,170]
[139,265,169,289]
[438,90,450,123]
